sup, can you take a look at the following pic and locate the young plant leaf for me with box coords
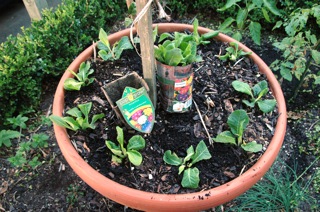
[127,150,143,166]
[105,140,123,157]
[181,167,200,188]
[183,145,195,164]
[252,80,268,97]
[241,141,262,152]
[232,80,253,97]
[127,135,146,151]
[163,150,183,166]
[63,78,84,91]
[257,99,277,113]
[191,140,212,164]
[116,126,124,148]
[212,131,237,145]
[227,110,249,137]
[0,130,22,147]
[249,21,261,45]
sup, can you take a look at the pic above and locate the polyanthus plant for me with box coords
[106,126,145,166]
[64,61,95,91]
[49,102,104,131]
[163,140,212,188]
[217,41,252,61]
[232,80,277,113]
[213,109,263,153]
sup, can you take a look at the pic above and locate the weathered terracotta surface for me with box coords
[52,23,287,211]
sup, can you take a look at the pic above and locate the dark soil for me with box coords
[1,20,319,212]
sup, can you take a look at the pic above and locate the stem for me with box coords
[290,39,320,101]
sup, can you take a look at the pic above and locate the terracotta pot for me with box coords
[52,23,287,211]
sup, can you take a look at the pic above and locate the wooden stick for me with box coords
[22,0,48,20]
[136,0,157,107]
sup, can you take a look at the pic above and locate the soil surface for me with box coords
[1,19,319,211]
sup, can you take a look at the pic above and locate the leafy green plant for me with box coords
[232,80,277,113]
[217,41,252,61]
[97,28,133,61]
[271,4,320,100]
[218,0,282,45]
[63,61,94,91]
[105,126,145,166]
[6,114,29,130]
[0,130,22,148]
[163,140,212,188]
[49,102,104,131]
[154,19,218,66]
[67,184,84,205]
[213,109,262,152]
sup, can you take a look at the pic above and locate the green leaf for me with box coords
[252,80,268,97]
[91,113,105,126]
[99,28,110,48]
[181,167,200,188]
[127,150,143,166]
[164,48,183,66]
[257,99,277,113]
[232,31,242,42]
[78,102,92,118]
[232,80,253,97]
[280,66,293,81]
[219,17,235,30]
[213,131,237,145]
[311,50,320,64]
[241,141,262,152]
[163,150,183,166]
[63,117,81,131]
[0,130,21,147]
[111,155,123,164]
[272,21,283,31]
[218,0,241,11]
[263,0,282,16]
[98,49,113,61]
[49,115,77,131]
[114,36,133,60]
[236,8,248,29]
[261,7,270,22]
[178,164,186,175]
[249,21,261,45]
[127,135,145,151]
[227,110,249,137]
[66,107,82,118]
[116,126,124,147]
[191,140,212,164]
[201,31,219,41]
[63,78,83,91]
[105,140,123,157]
[242,100,255,107]
[183,145,194,164]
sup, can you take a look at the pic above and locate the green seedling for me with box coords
[7,114,28,130]
[232,80,277,113]
[97,28,133,61]
[106,126,145,166]
[49,102,104,131]
[64,61,95,91]
[217,42,252,61]
[213,110,262,153]
[0,130,22,147]
[154,18,218,66]
[163,140,212,188]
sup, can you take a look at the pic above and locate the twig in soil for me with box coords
[233,57,245,67]
[239,165,246,176]
[193,100,214,145]
[308,119,320,131]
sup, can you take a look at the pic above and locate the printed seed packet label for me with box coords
[172,74,193,112]
[116,87,155,133]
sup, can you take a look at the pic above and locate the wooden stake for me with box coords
[22,0,48,21]
[136,0,157,107]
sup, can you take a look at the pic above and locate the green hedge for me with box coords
[0,0,126,126]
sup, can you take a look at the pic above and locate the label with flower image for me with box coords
[172,74,193,112]
[116,87,155,133]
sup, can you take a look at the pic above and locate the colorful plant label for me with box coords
[171,74,193,112]
[116,87,155,133]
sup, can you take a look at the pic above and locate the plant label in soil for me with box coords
[116,87,155,133]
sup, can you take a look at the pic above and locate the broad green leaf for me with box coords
[227,110,249,137]
[263,0,282,16]
[78,102,92,118]
[236,8,247,29]
[105,140,123,157]
[232,80,253,97]
[164,48,183,66]
[183,145,195,164]
[0,130,21,147]
[242,100,255,108]
[311,50,320,64]
[114,36,133,59]
[192,18,199,43]
[252,0,263,7]
[256,88,269,100]
[249,21,261,45]
[232,31,242,42]
[178,164,186,175]
[191,140,212,164]
[66,107,82,118]
[91,113,105,125]
[98,50,113,61]
[99,28,110,48]
[261,7,270,22]
[163,150,183,166]
[49,115,74,131]
[111,155,123,164]
[218,0,241,11]
[201,31,219,41]
[252,80,268,97]
[280,66,293,81]
[159,33,173,43]
[241,141,262,152]
[63,78,83,91]
[181,167,200,188]
[272,21,283,31]
[78,61,90,81]
[257,99,277,113]
[63,117,81,131]
[219,17,235,30]
[213,131,236,145]
[116,126,124,147]
[127,150,143,166]
[127,135,145,151]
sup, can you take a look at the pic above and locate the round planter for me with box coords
[52,23,287,211]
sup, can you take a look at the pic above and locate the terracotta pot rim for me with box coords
[52,23,287,211]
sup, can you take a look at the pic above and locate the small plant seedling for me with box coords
[106,126,145,166]
[0,130,22,147]
[49,102,104,131]
[7,114,28,130]
[64,61,95,91]
[97,28,133,61]
[217,42,252,61]
[213,110,262,153]
[163,140,212,188]
[232,80,277,113]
